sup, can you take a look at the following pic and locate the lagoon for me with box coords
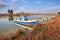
[0,15,51,35]
[0,15,40,35]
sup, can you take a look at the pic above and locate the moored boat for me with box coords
[15,19,38,25]
[15,16,39,25]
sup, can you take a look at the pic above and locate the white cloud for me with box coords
[19,6,25,11]
[20,0,26,1]
[0,1,10,5]
[45,5,60,12]
[37,5,60,13]
[0,1,14,13]
[0,1,11,8]
[11,0,18,2]
[35,1,42,4]
[14,5,27,13]
[14,5,60,13]
[20,0,28,3]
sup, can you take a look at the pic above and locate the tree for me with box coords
[8,9,13,14]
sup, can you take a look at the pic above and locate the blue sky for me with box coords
[0,0,60,13]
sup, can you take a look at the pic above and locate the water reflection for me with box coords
[0,15,53,35]
[8,16,13,21]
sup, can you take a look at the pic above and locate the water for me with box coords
[0,15,41,35]
[0,15,51,35]
[0,16,22,35]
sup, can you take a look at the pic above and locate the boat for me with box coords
[15,16,39,25]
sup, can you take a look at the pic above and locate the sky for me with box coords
[0,0,60,13]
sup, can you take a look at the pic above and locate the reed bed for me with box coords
[0,16,60,40]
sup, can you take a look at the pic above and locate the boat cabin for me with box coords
[19,16,28,21]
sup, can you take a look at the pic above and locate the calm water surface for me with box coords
[0,18,20,35]
[0,15,42,35]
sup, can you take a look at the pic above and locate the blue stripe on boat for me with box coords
[15,21,38,25]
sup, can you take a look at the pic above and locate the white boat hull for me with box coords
[15,19,38,25]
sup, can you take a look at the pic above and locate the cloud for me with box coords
[20,0,26,1]
[0,1,14,13]
[0,1,11,9]
[11,0,18,2]
[14,5,60,13]
[35,1,42,4]
[18,6,26,11]
[14,5,29,13]
[44,5,60,12]
[11,0,28,3]
[37,5,60,13]
[20,0,28,3]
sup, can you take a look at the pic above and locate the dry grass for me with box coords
[0,15,60,40]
